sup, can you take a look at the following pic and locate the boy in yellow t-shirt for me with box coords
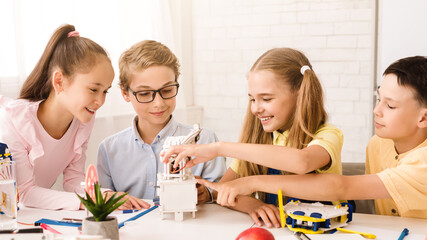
[195,56,427,219]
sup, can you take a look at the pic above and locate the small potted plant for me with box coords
[77,182,128,240]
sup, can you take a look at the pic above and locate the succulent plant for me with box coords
[77,182,128,221]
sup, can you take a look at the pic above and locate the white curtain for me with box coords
[0,0,180,117]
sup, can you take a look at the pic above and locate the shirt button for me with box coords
[149,182,154,186]
[150,154,154,158]
[395,155,398,160]
[391,209,397,214]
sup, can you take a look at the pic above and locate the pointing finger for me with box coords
[196,178,218,191]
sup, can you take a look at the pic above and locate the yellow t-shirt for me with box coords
[366,135,427,218]
[230,124,343,174]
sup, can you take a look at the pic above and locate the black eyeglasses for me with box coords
[128,84,180,103]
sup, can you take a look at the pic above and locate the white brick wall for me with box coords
[191,0,376,162]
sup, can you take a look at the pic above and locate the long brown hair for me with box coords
[19,24,110,101]
[236,48,327,200]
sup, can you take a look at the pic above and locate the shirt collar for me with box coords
[5,98,94,165]
[157,116,178,140]
[131,115,178,144]
[273,129,290,146]
[396,136,427,160]
[131,116,143,142]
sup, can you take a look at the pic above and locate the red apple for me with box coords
[236,227,275,240]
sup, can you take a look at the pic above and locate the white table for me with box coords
[5,203,427,240]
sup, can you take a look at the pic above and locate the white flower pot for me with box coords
[82,216,119,240]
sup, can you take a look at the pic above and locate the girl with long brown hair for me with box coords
[162,48,343,227]
[0,24,145,210]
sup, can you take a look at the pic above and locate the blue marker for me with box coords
[35,218,82,227]
[397,228,409,240]
[122,209,139,214]
[118,205,158,228]
[111,209,139,215]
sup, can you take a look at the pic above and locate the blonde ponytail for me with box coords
[288,68,327,149]
[234,48,327,201]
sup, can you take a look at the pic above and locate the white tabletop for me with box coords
[6,203,427,240]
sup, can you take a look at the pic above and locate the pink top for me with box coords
[0,96,94,210]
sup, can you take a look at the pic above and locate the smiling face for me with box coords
[60,56,114,123]
[248,70,298,133]
[374,74,426,143]
[122,65,177,133]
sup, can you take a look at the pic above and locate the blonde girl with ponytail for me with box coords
[161,48,343,227]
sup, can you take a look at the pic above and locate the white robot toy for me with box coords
[157,124,201,221]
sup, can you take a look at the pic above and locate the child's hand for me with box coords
[196,177,255,206]
[105,191,151,210]
[247,200,281,228]
[160,143,220,169]
[195,176,212,205]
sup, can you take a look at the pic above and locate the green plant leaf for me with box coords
[98,198,129,221]
[77,191,95,211]
[94,183,104,205]
[76,182,130,222]
[102,192,129,216]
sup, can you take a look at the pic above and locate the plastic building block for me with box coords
[282,199,353,234]
[0,143,12,161]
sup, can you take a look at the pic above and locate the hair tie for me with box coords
[67,31,80,38]
[300,65,311,75]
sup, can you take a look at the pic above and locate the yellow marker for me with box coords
[277,189,286,228]
[336,227,376,239]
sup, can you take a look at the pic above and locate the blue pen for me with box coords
[122,209,139,214]
[35,218,82,227]
[111,209,139,215]
[397,228,409,240]
[118,205,158,228]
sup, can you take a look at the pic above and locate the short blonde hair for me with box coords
[118,40,180,90]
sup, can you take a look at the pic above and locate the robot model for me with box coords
[157,124,201,221]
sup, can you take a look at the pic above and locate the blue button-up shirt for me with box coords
[97,116,226,199]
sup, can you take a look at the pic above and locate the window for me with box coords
[0,0,176,117]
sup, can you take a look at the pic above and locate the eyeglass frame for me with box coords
[128,83,180,103]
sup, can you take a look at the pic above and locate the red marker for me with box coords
[40,223,62,234]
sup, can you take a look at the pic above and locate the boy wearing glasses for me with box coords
[97,40,226,206]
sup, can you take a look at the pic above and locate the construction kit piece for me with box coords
[277,189,354,235]
[283,198,353,234]
[277,191,377,238]
[0,143,12,162]
[157,124,202,221]
[1,143,18,230]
